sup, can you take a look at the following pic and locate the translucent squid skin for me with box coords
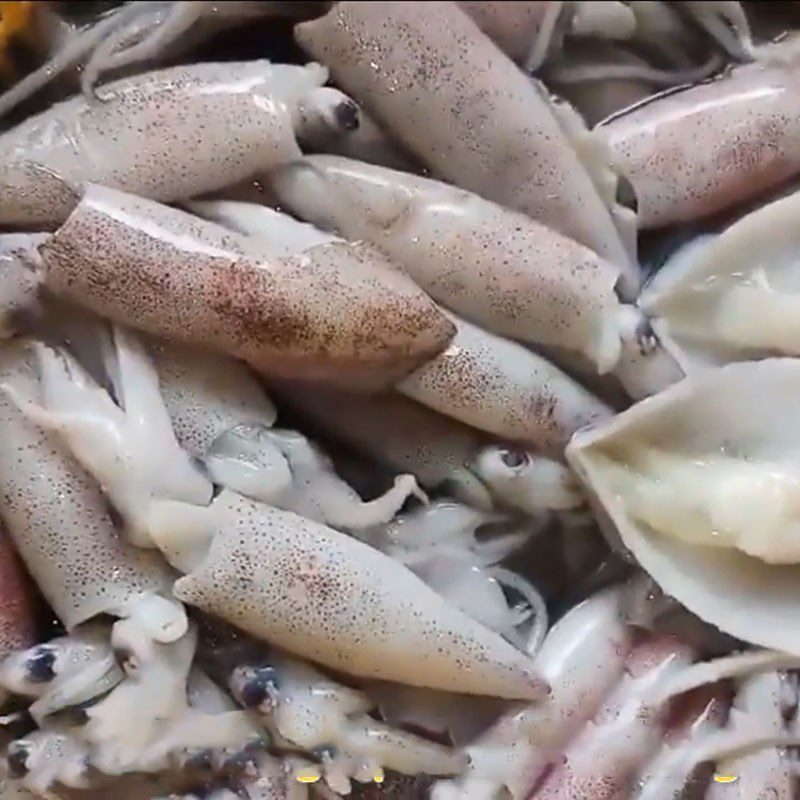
[0,60,339,227]
[37,184,455,390]
[294,1,639,294]
[270,154,632,373]
[602,41,800,229]
[0,339,176,632]
[397,313,613,458]
[0,234,47,338]
[173,490,548,700]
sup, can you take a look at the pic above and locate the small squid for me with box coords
[228,649,466,794]
[294,1,639,296]
[0,338,185,642]
[396,312,613,458]
[37,183,455,389]
[602,37,800,230]
[0,59,360,227]
[164,490,548,701]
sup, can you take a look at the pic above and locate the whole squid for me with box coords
[270,154,676,383]
[0,338,184,641]
[165,490,548,701]
[603,38,800,229]
[37,183,454,389]
[0,59,360,227]
[294,1,639,296]
[396,313,613,457]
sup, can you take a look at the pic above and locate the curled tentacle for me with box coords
[206,424,427,531]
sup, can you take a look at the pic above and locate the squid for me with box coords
[0,59,362,227]
[162,489,548,701]
[294,1,639,296]
[269,154,681,391]
[37,183,455,389]
[0,338,184,643]
[3,326,213,549]
[228,649,467,794]
[602,37,800,230]
[396,312,613,458]
[269,380,583,514]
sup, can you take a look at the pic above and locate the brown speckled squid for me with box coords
[294,1,640,297]
[0,59,362,227]
[36,183,455,390]
[161,490,548,701]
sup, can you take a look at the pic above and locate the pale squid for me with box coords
[269,154,681,393]
[602,37,800,229]
[228,648,467,794]
[0,338,184,642]
[0,59,361,227]
[294,1,640,296]
[396,312,613,458]
[639,187,800,372]
[164,489,548,700]
[567,358,800,654]
[36,183,455,389]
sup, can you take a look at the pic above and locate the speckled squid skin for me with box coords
[0,60,327,227]
[295,2,635,276]
[148,338,277,459]
[397,314,612,458]
[602,43,800,229]
[0,340,174,630]
[174,491,548,701]
[39,184,455,390]
[271,155,625,372]
[0,524,36,659]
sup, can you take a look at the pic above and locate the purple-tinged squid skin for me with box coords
[37,184,455,391]
[173,491,549,701]
[294,1,639,294]
[0,524,37,661]
[0,339,175,631]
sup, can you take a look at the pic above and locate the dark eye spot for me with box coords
[6,742,30,777]
[334,99,360,131]
[500,449,529,469]
[25,646,56,683]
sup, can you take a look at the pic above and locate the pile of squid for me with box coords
[3,0,800,798]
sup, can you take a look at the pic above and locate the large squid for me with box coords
[36,183,454,389]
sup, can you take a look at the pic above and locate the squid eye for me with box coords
[311,744,338,762]
[500,448,529,469]
[5,741,31,777]
[25,645,56,683]
[237,665,279,708]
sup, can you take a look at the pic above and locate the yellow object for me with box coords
[0,1,34,75]
[295,769,322,784]
[373,768,385,784]
[713,774,739,784]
